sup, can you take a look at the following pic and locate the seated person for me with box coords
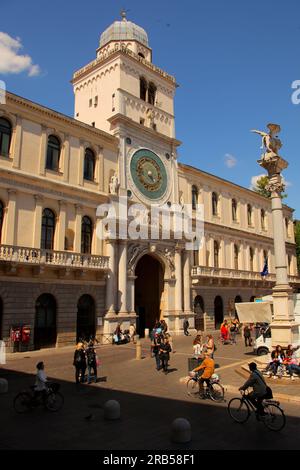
[265,345,285,378]
[192,352,215,398]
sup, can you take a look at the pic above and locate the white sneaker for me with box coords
[272,376,278,380]
[290,376,295,381]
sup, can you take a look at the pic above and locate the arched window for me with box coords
[285,218,289,237]
[249,247,254,271]
[232,199,237,221]
[193,249,199,266]
[0,201,3,243]
[84,148,95,181]
[138,52,145,59]
[46,135,61,171]
[192,185,198,210]
[247,204,253,226]
[212,192,219,216]
[234,244,239,270]
[140,77,147,101]
[148,82,157,105]
[41,209,55,250]
[261,209,266,230]
[194,295,205,331]
[81,216,93,254]
[214,241,219,268]
[0,118,12,157]
[35,293,57,349]
[77,294,96,342]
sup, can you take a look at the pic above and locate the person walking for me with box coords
[86,341,97,384]
[159,337,172,374]
[73,342,87,384]
[151,333,162,370]
[243,324,252,347]
[183,318,190,336]
[203,334,215,358]
[229,319,238,345]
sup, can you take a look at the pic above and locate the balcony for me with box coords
[191,266,300,286]
[0,244,109,274]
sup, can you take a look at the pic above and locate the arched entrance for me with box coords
[194,295,205,331]
[214,296,223,329]
[234,295,243,319]
[135,254,164,337]
[77,295,96,342]
[35,294,57,349]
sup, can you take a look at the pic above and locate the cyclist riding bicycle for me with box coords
[34,361,48,400]
[192,352,215,398]
[239,362,269,416]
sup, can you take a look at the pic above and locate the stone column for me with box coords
[255,125,298,347]
[105,239,116,315]
[78,140,85,186]
[32,194,44,248]
[63,135,70,182]
[118,240,128,314]
[12,115,22,169]
[57,200,67,251]
[4,189,17,245]
[38,125,47,176]
[73,204,82,253]
[183,250,191,314]
[175,248,183,313]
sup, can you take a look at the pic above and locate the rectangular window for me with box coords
[89,98,92,107]
[94,96,98,107]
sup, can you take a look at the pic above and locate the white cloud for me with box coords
[224,153,237,168]
[0,32,40,76]
[250,174,292,190]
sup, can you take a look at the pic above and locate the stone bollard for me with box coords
[171,418,192,443]
[0,378,8,394]
[136,335,142,360]
[104,400,120,420]
[144,328,149,338]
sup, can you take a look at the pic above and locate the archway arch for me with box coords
[77,294,96,342]
[194,295,205,331]
[214,296,223,329]
[35,294,57,349]
[234,295,243,319]
[134,254,164,337]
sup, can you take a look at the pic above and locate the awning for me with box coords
[235,302,272,324]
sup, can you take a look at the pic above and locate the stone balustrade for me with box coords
[191,266,300,285]
[0,245,109,270]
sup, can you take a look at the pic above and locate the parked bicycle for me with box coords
[187,372,225,402]
[227,390,286,431]
[14,382,64,413]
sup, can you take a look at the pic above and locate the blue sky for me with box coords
[1,0,299,217]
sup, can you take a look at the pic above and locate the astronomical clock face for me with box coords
[130,149,168,201]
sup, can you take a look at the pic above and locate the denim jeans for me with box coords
[154,353,161,370]
[287,364,300,376]
[87,363,97,383]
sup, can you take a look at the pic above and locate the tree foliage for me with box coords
[253,176,287,199]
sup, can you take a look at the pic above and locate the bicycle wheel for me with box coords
[209,382,225,402]
[45,392,64,412]
[13,392,31,413]
[187,378,199,398]
[228,398,250,423]
[263,403,286,432]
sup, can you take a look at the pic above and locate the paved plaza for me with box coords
[1,333,300,450]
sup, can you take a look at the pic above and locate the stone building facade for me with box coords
[0,14,298,350]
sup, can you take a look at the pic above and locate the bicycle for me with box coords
[13,382,64,413]
[227,390,286,431]
[187,372,225,402]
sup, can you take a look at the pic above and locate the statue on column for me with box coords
[251,123,282,161]
[109,172,119,195]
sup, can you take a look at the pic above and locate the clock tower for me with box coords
[72,13,191,337]
[72,11,181,204]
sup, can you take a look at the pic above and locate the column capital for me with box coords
[7,188,17,198]
[58,199,68,209]
[75,203,83,214]
[34,194,44,203]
